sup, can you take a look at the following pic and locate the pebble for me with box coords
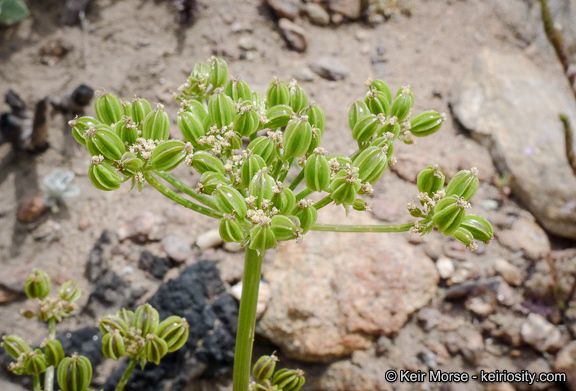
[238,36,257,51]
[292,67,315,82]
[17,194,48,223]
[310,56,350,81]
[266,0,300,20]
[230,280,271,318]
[117,211,167,242]
[305,3,330,26]
[465,296,496,317]
[521,313,562,352]
[458,327,484,365]
[195,229,223,250]
[494,258,522,286]
[32,219,62,242]
[162,235,193,264]
[436,256,455,279]
[223,241,243,253]
[417,307,441,330]
[279,18,308,52]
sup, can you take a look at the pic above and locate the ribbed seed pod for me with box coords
[208,91,236,128]
[265,104,294,129]
[247,136,277,165]
[272,187,296,215]
[289,82,308,113]
[89,161,122,191]
[99,314,129,336]
[266,78,290,108]
[445,169,479,201]
[133,304,160,337]
[156,316,190,353]
[327,155,352,168]
[234,103,260,137]
[249,170,275,208]
[369,137,395,158]
[116,309,135,328]
[190,151,226,175]
[270,215,300,241]
[432,195,467,236]
[351,146,388,185]
[44,339,65,367]
[121,100,132,117]
[304,153,330,192]
[249,224,277,252]
[351,113,385,144]
[2,335,32,359]
[219,215,245,243]
[94,92,123,125]
[214,185,248,219]
[145,334,168,365]
[452,227,475,248]
[252,354,279,383]
[86,124,126,162]
[272,368,306,391]
[117,152,144,177]
[283,117,312,160]
[131,98,152,128]
[330,170,361,207]
[25,269,51,300]
[181,99,208,122]
[149,140,187,172]
[178,111,205,146]
[241,154,267,188]
[348,100,370,130]
[378,119,401,139]
[142,105,171,141]
[460,214,493,243]
[25,349,46,376]
[390,87,413,122]
[57,354,92,391]
[416,165,445,198]
[367,79,393,104]
[306,103,325,135]
[69,116,101,147]
[101,330,126,360]
[410,110,444,137]
[58,280,82,302]
[199,171,230,194]
[115,118,138,145]
[209,57,228,89]
[251,90,266,111]
[224,78,252,103]
[293,202,317,234]
[364,89,390,116]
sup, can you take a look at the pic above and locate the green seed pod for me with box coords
[460,214,493,243]
[191,151,226,175]
[241,154,267,188]
[114,118,139,145]
[58,280,82,302]
[44,339,65,367]
[352,146,389,185]
[367,79,392,104]
[121,100,132,118]
[99,314,129,336]
[352,113,385,144]
[416,165,445,198]
[353,198,370,212]
[101,330,126,360]
[251,90,266,111]
[224,78,252,103]
[156,316,190,353]
[116,309,135,328]
[219,216,245,243]
[209,57,228,89]
[25,349,47,376]
[68,116,101,147]
[57,354,92,391]
[234,103,260,137]
[149,140,187,172]
[272,186,296,215]
[248,136,277,165]
[289,82,308,113]
[348,100,370,130]
[117,152,144,177]
[199,171,231,194]
[266,78,290,108]
[410,110,444,137]
[178,111,205,147]
[89,161,122,191]
[208,91,235,129]
[390,87,413,122]
[2,335,32,359]
[272,368,306,391]
[25,269,51,300]
[445,168,479,201]
[306,103,325,135]
[293,201,317,234]
[304,152,330,192]
[214,184,248,218]
[364,89,390,116]
[185,62,211,99]
[133,304,160,337]
[85,124,126,162]
[249,170,275,209]
[369,137,395,158]
[142,105,171,141]
[252,354,279,383]
[144,334,168,365]
[131,98,152,128]
[379,118,401,139]
[283,117,312,160]
[432,195,468,236]
[265,104,294,130]
[249,224,277,252]
[181,99,208,122]
[395,85,415,102]
[271,215,300,241]
[94,92,123,125]
[330,170,361,207]
[328,155,353,168]
[452,226,475,248]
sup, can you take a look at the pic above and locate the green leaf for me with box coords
[0,0,30,26]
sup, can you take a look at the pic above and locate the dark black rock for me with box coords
[138,250,171,280]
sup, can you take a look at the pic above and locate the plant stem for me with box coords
[277,158,294,184]
[44,318,57,391]
[312,195,333,210]
[295,188,312,201]
[115,358,138,391]
[33,375,41,391]
[144,172,222,219]
[288,169,304,190]
[232,248,264,391]
[310,222,415,233]
[155,171,219,210]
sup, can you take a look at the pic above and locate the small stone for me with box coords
[554,341,576,389]
[465,296,496,317]
[310,56,350,81]
[238,36,257,51]
[494,258,523,286]
[330,12,344,24]
[223,241,243,253]
[436,256,455,279]
[417,349,437,369]
[417,307,441,330]
[423,235,444,261]
[138,250,171,280]
[458,327,484,365]
[0,287,19,303]
[495,217,551,261]
[355,30,369,41]
[305,3,330,26]
[231,280,271,318]
[77,215,90,231]
[17,194,48,223]
[162,235,192,264]
[278,18,308,52]
[117,211,167,242]
[196,229,223,250]
[328,0,361,19]
[496,280,517,307]
[423,340,450,362]
[521,313,562,352]
[266,0,300,20]
[292,67,315,82]
[32,219,62,242]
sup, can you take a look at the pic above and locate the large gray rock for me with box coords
[258,206,438,362]
[452,48,576,239]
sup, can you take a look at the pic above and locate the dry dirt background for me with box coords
[1,0,576,390]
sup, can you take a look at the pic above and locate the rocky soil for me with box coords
[2,0,576,390]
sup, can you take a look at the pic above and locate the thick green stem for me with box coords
[295,188,312,201]
[144,172,222,219]
[311,222,415,233]
[115,358,137,391]
[44,318,57,391]
[155,171,219,210]
[312,195,333,210]
[33,375,41,391]
[232,248,264,391]
[288,169,305,190]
